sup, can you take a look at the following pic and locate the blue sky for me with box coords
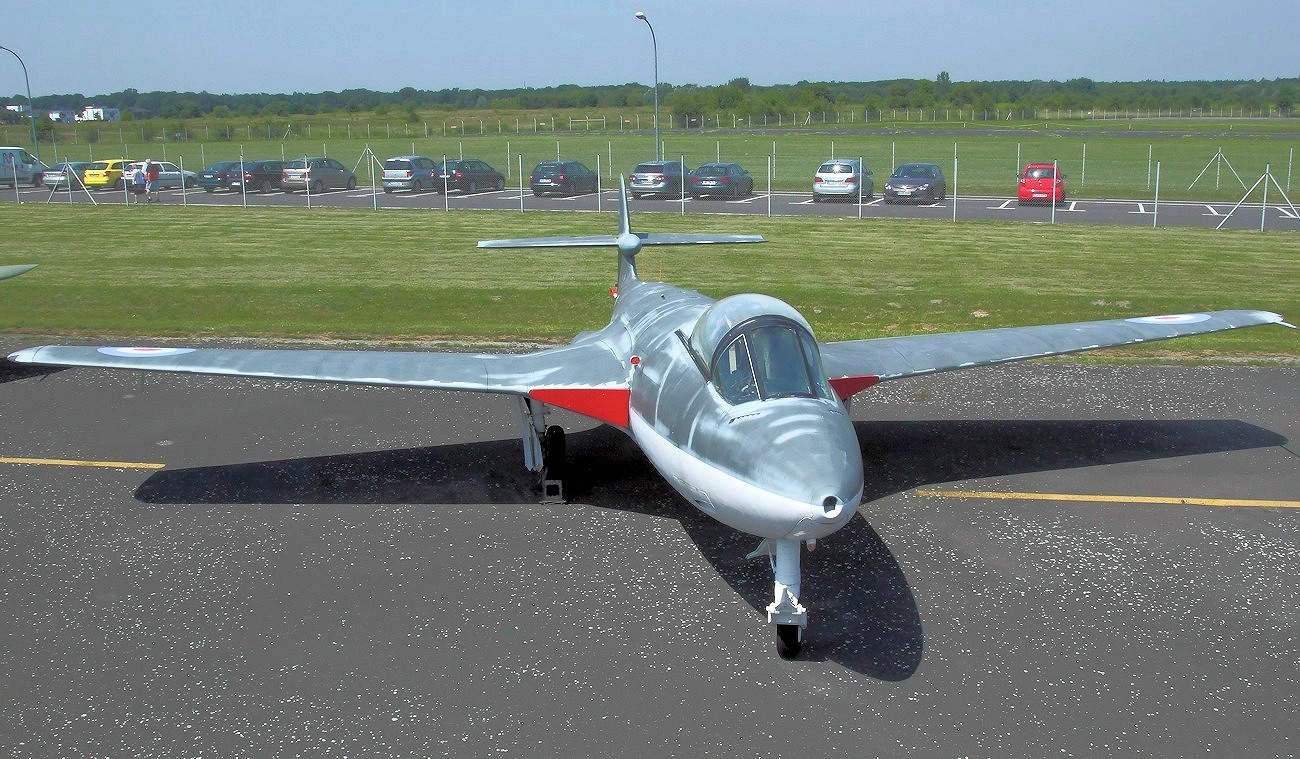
[8,0,1297,98]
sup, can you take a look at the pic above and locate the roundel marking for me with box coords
[97,347,197,358]
[1125,314,1212,325]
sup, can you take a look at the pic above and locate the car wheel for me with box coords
[346,176,357,190]
[311,180,323,194]
[204,187,214,193]
[494,177,505,191]
[31,174,43,186]
[468,180,478,193]
[812,194,821,203]
[185,178,196,188]
[114,179,125,190]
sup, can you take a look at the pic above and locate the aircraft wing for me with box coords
[7,342,634,426]
[819,309,1289,388]
[0,264,37,281]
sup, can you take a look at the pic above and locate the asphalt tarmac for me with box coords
[1,345,1296,757]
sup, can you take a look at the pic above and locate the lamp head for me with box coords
[635,11,647,20]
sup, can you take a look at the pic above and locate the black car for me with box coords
[435,159,505,194]
[688,162,754,199]
[530,161,599,196]
[229,160,285,194]
[197,161,241,192]
[883,163,947,204]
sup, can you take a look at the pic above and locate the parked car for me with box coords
[281,157,357,193]
[628,160,689,198]
[198,161,241,192]
[83,159,134,190]
[688,162,754,199]
[229,160,284,193]
[434,159,505,194]
[382,155,439,193]
[530,160,599,196]
[811,159,872,202]
[1018,162,1066,204]
[41,161,91,190]
[882,162,946,204]
[123,161,198,189]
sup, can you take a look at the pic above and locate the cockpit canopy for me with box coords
[687,294,836,405]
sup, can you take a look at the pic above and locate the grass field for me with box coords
[1,203,1296,362]
[24,117,1300,203]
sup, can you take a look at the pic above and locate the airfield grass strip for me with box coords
[0,204,1295,360]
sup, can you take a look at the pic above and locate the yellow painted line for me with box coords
[0,456,165,471]
[914,489,1300,509]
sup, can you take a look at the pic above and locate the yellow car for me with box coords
[83,159,135,190]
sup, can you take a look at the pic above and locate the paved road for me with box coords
[2,343,1296,757]
[13,181,1300,231]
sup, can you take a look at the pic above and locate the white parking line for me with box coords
[1129,203,1150,214]
[990,199,1016,210]
[1203,204,1222,216]
[1279,207,1299,219]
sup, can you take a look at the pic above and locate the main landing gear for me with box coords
[517,398,565,503]
[747,537,809,658]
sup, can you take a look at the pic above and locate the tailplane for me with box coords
[477,177,764,286]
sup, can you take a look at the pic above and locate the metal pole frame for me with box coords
[0,45,38,162]
[635,12,660,161]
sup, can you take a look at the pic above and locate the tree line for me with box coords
[5,75,1297,123]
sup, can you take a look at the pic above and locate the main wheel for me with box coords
[776,625,802,659]
[543,426,566,481]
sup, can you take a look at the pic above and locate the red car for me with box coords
[1018,163,1065,204]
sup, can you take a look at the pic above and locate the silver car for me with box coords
[382,155,438,193]
[812,159,873,202]
[628,160,689,198]
[282,157,357,194]
[124,161,198,189]
[42,161,92,189]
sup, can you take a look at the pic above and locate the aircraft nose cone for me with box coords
[749,403,863,522]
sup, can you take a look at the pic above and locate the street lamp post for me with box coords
[0,45,38,162]
[634,11,660,161]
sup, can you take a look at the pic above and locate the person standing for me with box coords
[145,160,161,203]
[131,163,147,203]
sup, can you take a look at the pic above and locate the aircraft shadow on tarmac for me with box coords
[0,362,64,384]
[133,417,1284,678]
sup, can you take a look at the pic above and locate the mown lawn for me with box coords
[1,203,1296,361]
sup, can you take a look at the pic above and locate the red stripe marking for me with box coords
[529,388,631,428]
[828,375,881,401]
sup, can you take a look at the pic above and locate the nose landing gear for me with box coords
[747,537,809,658]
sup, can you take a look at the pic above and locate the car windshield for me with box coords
[696,165,727,177]
[1026,167,1055,179]
[820,163,855,174]
[634,163,670,174]
[385,160,413,170]
[534,164,561,176]
[284,159,309,169]
[87,162,108,170]
[893,164,933,178]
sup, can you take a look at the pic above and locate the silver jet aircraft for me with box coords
[7,183,1289,657]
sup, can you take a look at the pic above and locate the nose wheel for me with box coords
[776,624,803,659]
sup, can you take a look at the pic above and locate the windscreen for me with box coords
[385,160,413,171]
[819,163,855,174]
[696,165,727,177]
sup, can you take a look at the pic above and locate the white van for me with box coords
[0,147,44,187]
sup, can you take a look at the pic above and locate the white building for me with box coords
[77,106,121,122]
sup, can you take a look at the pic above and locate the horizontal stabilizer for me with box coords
[639,233,766,246]
[477,235,619,249]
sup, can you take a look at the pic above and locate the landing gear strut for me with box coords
[517,398,566,503]
[747,537,808,658]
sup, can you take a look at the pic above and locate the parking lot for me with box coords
[9,180,1300,232]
